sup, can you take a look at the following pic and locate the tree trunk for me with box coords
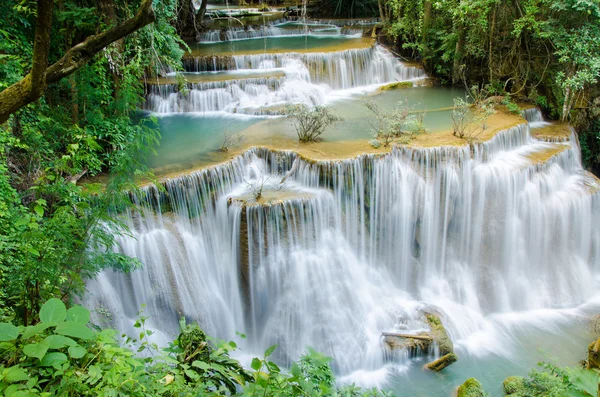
[452,26,466,85]
[421,1,432,71]
[0,0,155,125]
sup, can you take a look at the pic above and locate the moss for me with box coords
[457,378,486,397]
[503,376,527,395]
[425,352,458,371]
[425,312,454,355]
[379,81,414,91]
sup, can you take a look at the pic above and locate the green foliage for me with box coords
[0,0,185,323]
[504,362,600,397]
[452,97,494,142]
[285,105,342,143]
[0,300,393,397]
[365,97,425,147]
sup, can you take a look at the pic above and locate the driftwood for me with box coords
[381,332,433,341]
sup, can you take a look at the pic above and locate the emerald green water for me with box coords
[147,86,462,174]
[190,35,371,54]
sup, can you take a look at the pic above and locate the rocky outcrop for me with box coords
[425,352,458,371]
[383,332,433,357]
[457,378,486,397]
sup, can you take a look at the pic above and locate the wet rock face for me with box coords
[383,333,432,357]
[424,312,454,356]
[457,378,486,397]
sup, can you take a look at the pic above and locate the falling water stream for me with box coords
[87,13,600,396]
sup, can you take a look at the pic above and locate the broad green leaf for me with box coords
[23,340,50,360]
[191,361,211,371]
[41,352,68,368]
[33,205,43,217]
[44,335,77,349]
[22,323,51,339]
[39,298,66,324]
[3,366,29,382]
[0,322,20,341]
[183,369,199,380]
[251,357,262,371]
[68,345,87,359]
[54,322,95,340]
[266,361,281,373]
[264,344,278,358]
[66,306,90,325]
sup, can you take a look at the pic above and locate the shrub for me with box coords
[285,105,342,143]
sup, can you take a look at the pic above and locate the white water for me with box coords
[85,118,600,384]
[148,46,425,114]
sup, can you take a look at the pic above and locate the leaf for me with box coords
[191,361,211,371]
[68,345,87,359]
[66,306,90,325]
[39,298,66,324]
[41,352,68,368]
[251,357,262,371]
[266,361,281,373]
[34,205,43,217]
[3,366,29,382]
[23,340,50,360]
[0,322,20,341]
[22,323,52,340]
[44,335,77,349]
[264,344,278,358]
[54,322,95,340]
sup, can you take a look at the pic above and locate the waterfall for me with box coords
[85,123,600,377]
[148,46,425,114]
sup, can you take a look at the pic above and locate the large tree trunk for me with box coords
[452,26,466,85]
[421,1,432,71]
[0,0,155,125]
[177,0,208,40]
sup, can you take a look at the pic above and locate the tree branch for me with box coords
[0,0,156,125]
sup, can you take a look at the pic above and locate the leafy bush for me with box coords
[285,105,342,143]
[0,299,394,396]
[365,98,426,147]
[452,97,494,142]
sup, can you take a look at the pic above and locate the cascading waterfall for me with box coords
[148,46,425,114]
[85,119,600,380]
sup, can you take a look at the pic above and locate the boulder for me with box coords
[424,312,454,355]
[425,352,458,371]
[457,378,486,397]
[383,332,433,357]
[587,337,600,369]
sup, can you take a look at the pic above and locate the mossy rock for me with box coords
[425,352,458,371]
[457,378,486,397]
[587,338,600,369]
[425,312,454,355]
[503,376,527,395]
[379,81,414,91]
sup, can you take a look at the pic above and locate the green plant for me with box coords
[285,105,342,143]
[452,97,494,142]
[365,98,425,147]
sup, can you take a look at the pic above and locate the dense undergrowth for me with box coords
[0,299,392,396]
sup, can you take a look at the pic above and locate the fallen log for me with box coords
[381,332,433,341]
